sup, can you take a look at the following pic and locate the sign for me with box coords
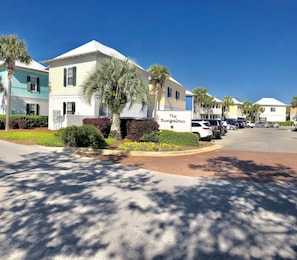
[156,111,192,132]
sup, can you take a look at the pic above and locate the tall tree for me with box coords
[0,35,32,131]
[81,57,147,140]
[192,87,208,119]
[0,75,4,93]
[204,94,216,119]
[242,100,253,120]
[291,96,297,108]
[222,96,234,119]
[148,64,170,118]
[251,104,264,122]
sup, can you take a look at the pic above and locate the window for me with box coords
[63,102,76,115]
[27,76,40,92]
[26,104,39,115]
[63,67,77,87]
[270,107,276,112]
[167,87,172,98]
[175,90,180,100]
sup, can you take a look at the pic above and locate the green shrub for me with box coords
[140,131,160,142]
[159,130,199,147]
[278,121,294,126]
[58,125,107,148]
[0,115,48,129]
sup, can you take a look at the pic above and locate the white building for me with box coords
[43,40,149,130]
[254,97,287,122]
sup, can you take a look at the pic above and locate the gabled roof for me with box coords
[46,40,127,62]
[42,40,145,70]
[254,97,287,106]
[232,97,242,105]
[0,59,47,72]
[185,90,222,102]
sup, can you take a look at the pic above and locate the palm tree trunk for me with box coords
[5,74,12,131]
[110,113,122,140]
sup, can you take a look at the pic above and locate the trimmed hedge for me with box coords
[159,130,199,147]
[125,119,159,141]
[83,118,111,138]
[57,125,107,148]
[0,115,48,129]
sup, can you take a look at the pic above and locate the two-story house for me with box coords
[224,98,244,120]
[0,60,48,115]
[43,40,149,130]
[186,90,222,120]
[254,97,287,122]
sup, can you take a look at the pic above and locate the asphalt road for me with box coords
[216,126,297,153]
[0,139,297,259]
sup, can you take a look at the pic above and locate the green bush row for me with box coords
[277,121,295,126]
[158,130,199,147]
[0,115,48,129]
[56,125,107,149]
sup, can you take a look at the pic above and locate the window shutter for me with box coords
[26,104,30,115]
[72,67,76,86]
[63,102,66,115]
[63,68,67,87]
[36,104,40,115]
[27,76,31,92]
[72,102,76,114]
[37,78,40,92]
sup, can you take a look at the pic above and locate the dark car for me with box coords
[237,120,245,128]
[208,119,224,139]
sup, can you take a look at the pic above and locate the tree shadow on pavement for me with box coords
[189,156,297,186]
[0,150,296,259]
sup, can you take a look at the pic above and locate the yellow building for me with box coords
[148,77,186,118]
[224,98,244,119]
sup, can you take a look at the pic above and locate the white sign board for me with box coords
[155,110,192,132]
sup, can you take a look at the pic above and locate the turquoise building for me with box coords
[0,60,48,115]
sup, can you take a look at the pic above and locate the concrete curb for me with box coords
[43,143,221,157]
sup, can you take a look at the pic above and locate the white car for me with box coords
[191,120,213,141]
[246,121,255,128]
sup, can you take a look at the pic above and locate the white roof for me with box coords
[50,40,127,61]
[232,97,242,105]
[185,90,222,102]
[0,59,47,72]
[186,90,193,96]
[254,97,287,106]
[43,40,146,71]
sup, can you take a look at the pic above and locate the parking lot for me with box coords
[217,126,297,153]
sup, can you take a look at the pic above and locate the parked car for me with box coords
[237,120,245,128]
[207,119,224,139]
[255,121,279,128]
[224,119,238,130]
[191,121,213,141]
[246,121,255,128]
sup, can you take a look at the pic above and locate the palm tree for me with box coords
[0,35,32,131]
[0,75,4,93]
[81,57,147,140]
[291,96,297,108]
[222,96,234,120]
[204,94,216,119]
[242,100,253,120]
[148,64,170,118]
[192,87,208,119]
[251,104,264,122]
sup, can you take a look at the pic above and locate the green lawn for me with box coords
[0,130,64,147]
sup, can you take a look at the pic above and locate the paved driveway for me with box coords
[0,140,297,259]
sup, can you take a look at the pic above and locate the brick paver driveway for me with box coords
[96,127,297,186]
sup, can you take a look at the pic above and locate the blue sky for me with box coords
[1,0,297,104]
